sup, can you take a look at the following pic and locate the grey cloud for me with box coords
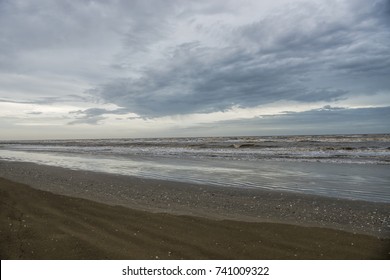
[68,107,130,125]
[68,116,105,126]
[0,94,90,105]
[0,0,177,86]
[317,105,345,111]
[292,89,348,103]
[95,45,348,116]
[265,106,390,134]
[94,0,390,117]
[195,106,390,136]
[1,0,389,124]
[26,112,43,115]
[71,108,108,117]
[71,107,129,117]
[0,98,31,104]
[0,0,136,52]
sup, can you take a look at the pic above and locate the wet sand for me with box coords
[0,161,390,259]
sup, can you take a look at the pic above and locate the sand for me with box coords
[0,161,390,259]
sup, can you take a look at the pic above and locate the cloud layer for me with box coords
[0,0,389,139]
[92,0,390,117]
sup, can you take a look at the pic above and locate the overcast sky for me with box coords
[0,0,389,140]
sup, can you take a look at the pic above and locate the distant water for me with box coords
[1,134,389,202]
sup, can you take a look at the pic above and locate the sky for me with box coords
[0,0,389,140]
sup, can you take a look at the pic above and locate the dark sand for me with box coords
[0,161,390,259]
[1,178,389,260]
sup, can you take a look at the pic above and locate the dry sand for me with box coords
[0,161,390,259]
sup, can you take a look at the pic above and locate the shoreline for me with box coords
[1,177,389,259]
[0,160,389,238]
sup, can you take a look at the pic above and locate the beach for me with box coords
[1,0,390,268]
[1,160,389,259]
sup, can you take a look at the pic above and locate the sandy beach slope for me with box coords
[1,176,389,260]
[1,161,389,237]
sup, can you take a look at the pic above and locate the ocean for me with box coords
[1,134,389,203]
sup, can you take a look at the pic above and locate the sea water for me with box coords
[1,134,389,202]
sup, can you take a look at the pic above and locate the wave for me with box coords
[1,134,389,165]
